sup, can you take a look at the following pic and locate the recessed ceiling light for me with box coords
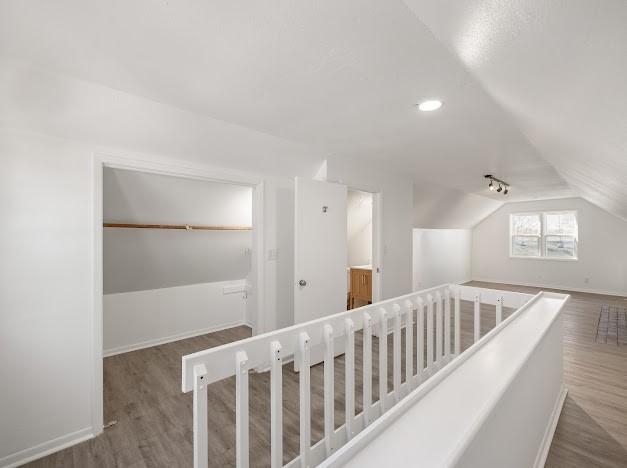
[417,99,443,112]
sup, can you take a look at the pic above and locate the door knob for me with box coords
[298,279,307,287]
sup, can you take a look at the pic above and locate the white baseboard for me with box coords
[471,278,626,298]
[0,426,94,468]
[413,278,472,292]
[533,385,568,468]
[103,320,247,357]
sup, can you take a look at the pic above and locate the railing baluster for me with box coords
[362,312,372,426]
[435,291,443,369]
[404,299,414,394]
[496,296,503,325]
[378,307,388,414]
[298,332,311,468]
[474,292,481,343]
[426,294,434,375]
[454,289,461,356]
[235,351,249,468]
[416,298,425,384]
[392,304,401,403]
[444,289,451,361]
[270,341,283,468]
[345,318,355,440]
[193,364,208,468]
[323,324,334,457]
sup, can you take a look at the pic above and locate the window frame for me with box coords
[509,210,579,261]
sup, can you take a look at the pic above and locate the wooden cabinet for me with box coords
[349,266,372,309]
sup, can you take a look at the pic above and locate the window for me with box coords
[511,213,542,257]
[510,211,578,260]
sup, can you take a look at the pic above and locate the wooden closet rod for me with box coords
[104,223,252,231]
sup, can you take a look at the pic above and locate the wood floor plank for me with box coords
[25,283,626,467]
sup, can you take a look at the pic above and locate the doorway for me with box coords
[293,177,382,328]
[347,189,373,309]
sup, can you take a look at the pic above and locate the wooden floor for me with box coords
[471,282,627,468]
[27,282,626,467]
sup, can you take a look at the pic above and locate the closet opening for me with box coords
[102,167,254,356]
[347,189,374,310]
[92,158,264,435]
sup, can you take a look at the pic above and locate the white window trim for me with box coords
[509,210,579,261]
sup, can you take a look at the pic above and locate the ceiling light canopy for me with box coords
[417,99,443,112]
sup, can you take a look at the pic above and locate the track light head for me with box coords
[484,174,509,195]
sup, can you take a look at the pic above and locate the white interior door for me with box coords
[294,177,347,325]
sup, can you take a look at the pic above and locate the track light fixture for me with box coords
[484,174,510,196]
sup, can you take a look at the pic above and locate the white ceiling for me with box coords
[0,1,624,219]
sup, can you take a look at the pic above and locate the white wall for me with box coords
[103,280,247,356]
[348,226,372,267]
[413,229,472,290]
[104,228,251,293]
[0,130,94,466]
[472,198,627,295]
[103,168,252,293]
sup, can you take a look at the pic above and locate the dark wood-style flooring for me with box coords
[26,282,626,467]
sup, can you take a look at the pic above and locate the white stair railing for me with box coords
[181,284,533,468]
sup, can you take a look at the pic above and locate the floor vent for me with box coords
[595,304,627,346]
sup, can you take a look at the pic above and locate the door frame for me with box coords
[90,151,265,436]
[347,186,383,303]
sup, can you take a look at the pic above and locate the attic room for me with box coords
[0,1,625,468]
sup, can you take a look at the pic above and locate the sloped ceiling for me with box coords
[414,180,503,229]
[404,0,627,221]
[0,1,624,223]
[0,60,323,177]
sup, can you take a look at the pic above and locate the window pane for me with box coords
[512,236,540,257]
[545,212,577,236]
[546,235,576,258]
[512,214,541,236]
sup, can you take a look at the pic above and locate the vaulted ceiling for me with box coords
[404,0,627,220]
[1,1,625,221]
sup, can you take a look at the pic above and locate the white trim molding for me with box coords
[0,427,94,468]
[534,385,568,468]
[471,278,627,298]
[103,320,251,357]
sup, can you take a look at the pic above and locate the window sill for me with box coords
[509,255,578,262]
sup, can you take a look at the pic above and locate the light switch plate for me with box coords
[267,248,278,261]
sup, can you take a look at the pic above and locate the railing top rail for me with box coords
[452,284,533,309]
[182,283,449,391]
[181,283,534,391]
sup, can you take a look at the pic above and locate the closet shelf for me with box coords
[103,223,251,231]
